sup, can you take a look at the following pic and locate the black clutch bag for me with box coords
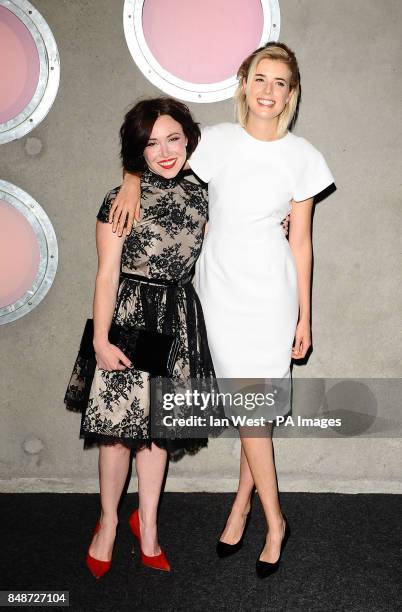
[79,318,179,377]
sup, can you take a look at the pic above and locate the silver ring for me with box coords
[0,180,58,324]
[123,0,280,103]
[0,0,60,143]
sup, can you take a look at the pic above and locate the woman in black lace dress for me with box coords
[64,98,216,577]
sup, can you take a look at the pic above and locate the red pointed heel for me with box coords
[86,521,112,579]
[129,509,171,572]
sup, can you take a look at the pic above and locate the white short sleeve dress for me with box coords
[189,123,334,380]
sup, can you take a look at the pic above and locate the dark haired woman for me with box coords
[110,42,334,577]
[65,98,216,578]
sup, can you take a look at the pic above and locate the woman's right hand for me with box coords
[94,340,132,371]
[281,213,290,237]
[108,173,141,237]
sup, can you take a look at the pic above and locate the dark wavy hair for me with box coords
[120,97,200,172]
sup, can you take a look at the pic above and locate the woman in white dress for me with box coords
[109,42,334,577]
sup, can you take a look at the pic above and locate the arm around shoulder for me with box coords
[108,170,142,235]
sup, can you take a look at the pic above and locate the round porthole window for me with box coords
[123,0,280,103]
[0,0,60,144]
[0,180,58,324]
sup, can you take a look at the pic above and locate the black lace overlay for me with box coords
[64,170,218,460]
[95,169,208,280]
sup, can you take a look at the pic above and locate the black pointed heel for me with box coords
[216,513,250,558]
[255,519,290,578]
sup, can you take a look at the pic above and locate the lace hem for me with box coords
[80,430,208,461]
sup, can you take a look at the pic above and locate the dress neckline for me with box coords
[237,123,291,145]
[142,167,184,189]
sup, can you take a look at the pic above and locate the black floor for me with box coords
[1,492,401,612]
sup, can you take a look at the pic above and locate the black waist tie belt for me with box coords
[120,272,192,287]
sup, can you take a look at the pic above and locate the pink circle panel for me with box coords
[0,5,40,123]
[0,200,40,308]
[142,0,264,84]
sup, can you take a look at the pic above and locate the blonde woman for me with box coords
[109,42,334,577]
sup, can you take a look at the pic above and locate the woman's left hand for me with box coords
[291,319,311,359]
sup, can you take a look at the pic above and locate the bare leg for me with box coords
[240,429,286,563]
[219,443,255,544]
[135,443,168,556]
[88,443,131,561]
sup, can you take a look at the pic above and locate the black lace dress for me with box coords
[64,168,218,459]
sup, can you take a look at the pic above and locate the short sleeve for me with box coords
[96,187,120,222]
[188,123,234,182]
[292,139,334,202]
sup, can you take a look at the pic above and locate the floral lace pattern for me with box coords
[96,169,208,280]
[65,170,218,459]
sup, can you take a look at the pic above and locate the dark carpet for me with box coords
[1,493,401,612]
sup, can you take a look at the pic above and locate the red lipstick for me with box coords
[158,158,177,169]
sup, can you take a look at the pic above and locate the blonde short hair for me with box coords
[234,42,301,138]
